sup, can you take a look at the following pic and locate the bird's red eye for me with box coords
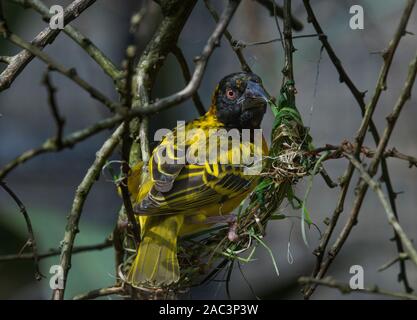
[226,88,236,100]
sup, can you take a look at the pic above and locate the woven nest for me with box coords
[171,115,314,293]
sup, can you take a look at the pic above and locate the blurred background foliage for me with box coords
[0,0,416,299]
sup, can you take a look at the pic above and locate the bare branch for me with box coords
[7,0,123,84]
[129,5,147,35]
[120,46,141,246]
[367,51,417,175]
[204,0,251,73]
[365,147,417,168]
[0,238,112,262]
[138,117,150,164]
[0,113,124,180]
[303,0,416,298]
[0,181,42,280]
[0,0,97,91]
[345,153,417,267]
[305,45,417,298]
[42,71,65,149]
[254,0,303,31]
[0,55,12,64]
[73,286,124,300]
[232,33,323,49]
[52,124,125,300]
[299,277,417,300]
[4,32,119,111]
[171,46,205,115]
[378,253,409,272]
[133,0,240,115]
[311,142,417,168]
[282,0,295,88]
[302,4,414,292]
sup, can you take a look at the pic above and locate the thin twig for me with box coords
[254,0,303,31]
[0,181,42,280]
[0,238,112,262]
[7,0,123,85]
[232,33,323,49]
[204,0,251,73]
[319,169,338,188]
[272,0,285,54]
[302,4,413,293]
[365,147,417,168]
[0,0,97,91]
[52,124,125,300]
[171,46,205,115]
[4,32,119,111]
[384,148,417,167]
[52,1,241,121]
[0,113,125,180]
[305,45,417,298]
[378,253,409,272]
[120,46,141,245]
[303,0,416,298]
[136,1,241,115]
[282,0,295,88]
[345,153,417,267]
[73,286,124,300]
[42,71,65,149]
[311,142,417,168]
[299,277,417,300]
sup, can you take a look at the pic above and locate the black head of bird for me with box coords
[212,72,269,129]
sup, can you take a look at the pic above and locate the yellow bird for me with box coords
[126,72,269,289]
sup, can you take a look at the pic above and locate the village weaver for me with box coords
[126,72,269,289]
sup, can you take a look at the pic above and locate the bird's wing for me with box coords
[133,124,263,216]
[134,162,257,216]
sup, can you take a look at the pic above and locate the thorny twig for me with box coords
[306,48,417,298]
[310,142,417,168]
[378,253,409,272]
[302,0,414,294]
[303,0,417,298]
[345,153,417,267]
[0,181,42,280]
[232,33,323,49]
[299,277,417,300]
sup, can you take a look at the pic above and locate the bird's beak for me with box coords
[241,81,269,112]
